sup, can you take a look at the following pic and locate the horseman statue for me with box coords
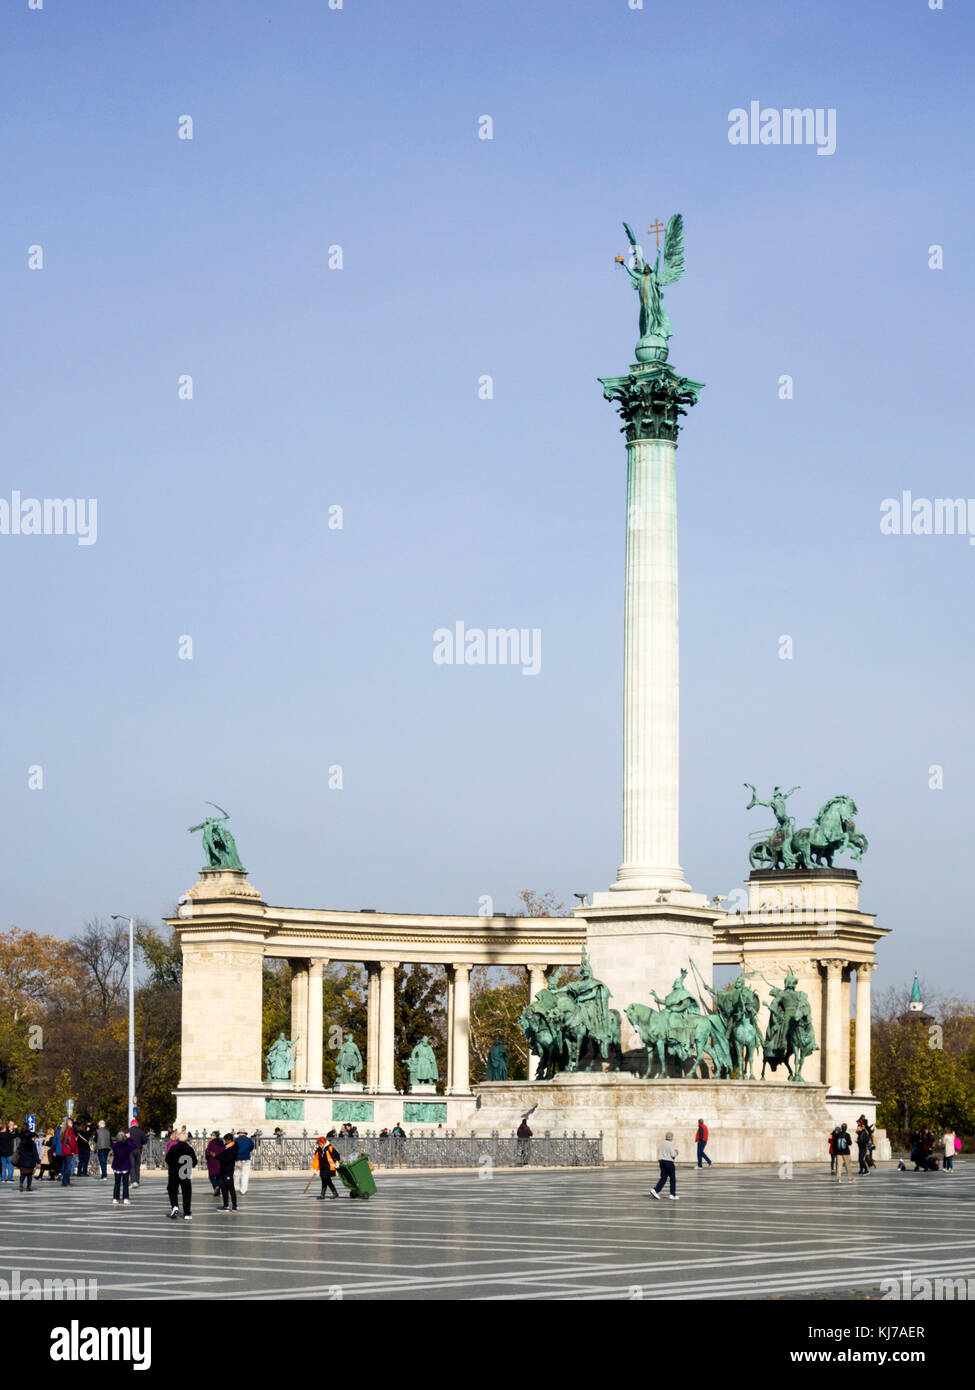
[700,972,764,1079]
[761,971,818,1082]
[746,783,868,871]
[625,967,733,1080]
[518,949,619,1079]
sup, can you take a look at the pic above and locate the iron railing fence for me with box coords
[142,1130,603,1171]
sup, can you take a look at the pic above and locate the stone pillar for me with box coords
[180,937,265,1088]
[612,435,686,894]
[854,963,875,1094]
[794,958,825,1085]
[822,959,844,1090]
[306,959,324,1089]
[452,964,471,1093]
[366,964,380,1089]
[839,966,851,1093]
[378,961,397,1090]
[446,968,455,1090]
[528,966,547,1000]
[290,962,309,1086]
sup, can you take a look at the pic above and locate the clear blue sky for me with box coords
[2,0,972,1003]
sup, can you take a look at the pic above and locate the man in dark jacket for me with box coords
[165,1136,197,1220]
[833,1123,853,1183]
[0,1121,16,1182]
[76,1125,92,1178]
[128,1122,146,1187]
[217,1133,238,1211]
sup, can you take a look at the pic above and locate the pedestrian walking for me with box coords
[60,1119,79,1186]
[76,1124,92,1178]
[828,1127,839,1174]
[833,1123,853,1183]
[314,1137,340,1200]
[39,1129,55,1181]
[942,1128,956,1173]
[856,1121,871,1174]
[0,1121,16,1182]
[217,1133,238,1211]
[695,1118,712,1168]
[111,1131,135,1206]
[95,1120,111,1179]
[650,1131,679,1200]
[165,1133,197,1220]
[16,1128,38,1192]
[205,1132,224,1196]
[128,1121,146,1187]
[235,1130,254,1195]
[51,1122,64,1179]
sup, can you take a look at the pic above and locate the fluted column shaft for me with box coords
[823,960,844,1090]
[855,964,874,1094]
[306,959,324,1088]
[614,436,686,891]
[378,961,397,1090]
[366,964,380,1089]
[451,964,471,1093]
[290,963,309,1085]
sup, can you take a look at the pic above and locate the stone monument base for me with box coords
[172,1085,476,1137]
[474,1074,835,1164]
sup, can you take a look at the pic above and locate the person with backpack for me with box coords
[111,1131,135,1206]
[314,1136,341,1200]
[833,1123,853,1183]
[695,1118,712,1168]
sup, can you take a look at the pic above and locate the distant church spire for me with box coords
[908,972,923,1012]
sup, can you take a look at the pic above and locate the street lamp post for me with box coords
[112,915,136,1125]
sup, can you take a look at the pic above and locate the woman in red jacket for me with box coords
[60,1120,79,1187]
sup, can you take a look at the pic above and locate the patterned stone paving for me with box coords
[1,1161,972,1301]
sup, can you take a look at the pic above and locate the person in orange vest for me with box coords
[695,1118,712,1168]
[314,1136,340,1200]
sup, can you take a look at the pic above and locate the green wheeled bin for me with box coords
[337,1154,376,1200]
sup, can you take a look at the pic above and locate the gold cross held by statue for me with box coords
[647,219,666,248]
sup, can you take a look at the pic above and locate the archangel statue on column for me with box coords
[615,213,686,342]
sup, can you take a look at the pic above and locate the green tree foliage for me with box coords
[872,984,975,1144]
[323,965,366,1088]
[394,965,446,1093]
[470,966,528,1081]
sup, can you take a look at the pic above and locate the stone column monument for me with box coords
[577,215,723,1054]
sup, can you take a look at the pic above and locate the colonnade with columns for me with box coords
[284,956,556,1094]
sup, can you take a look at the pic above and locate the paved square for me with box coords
[2,1164,973,1300]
